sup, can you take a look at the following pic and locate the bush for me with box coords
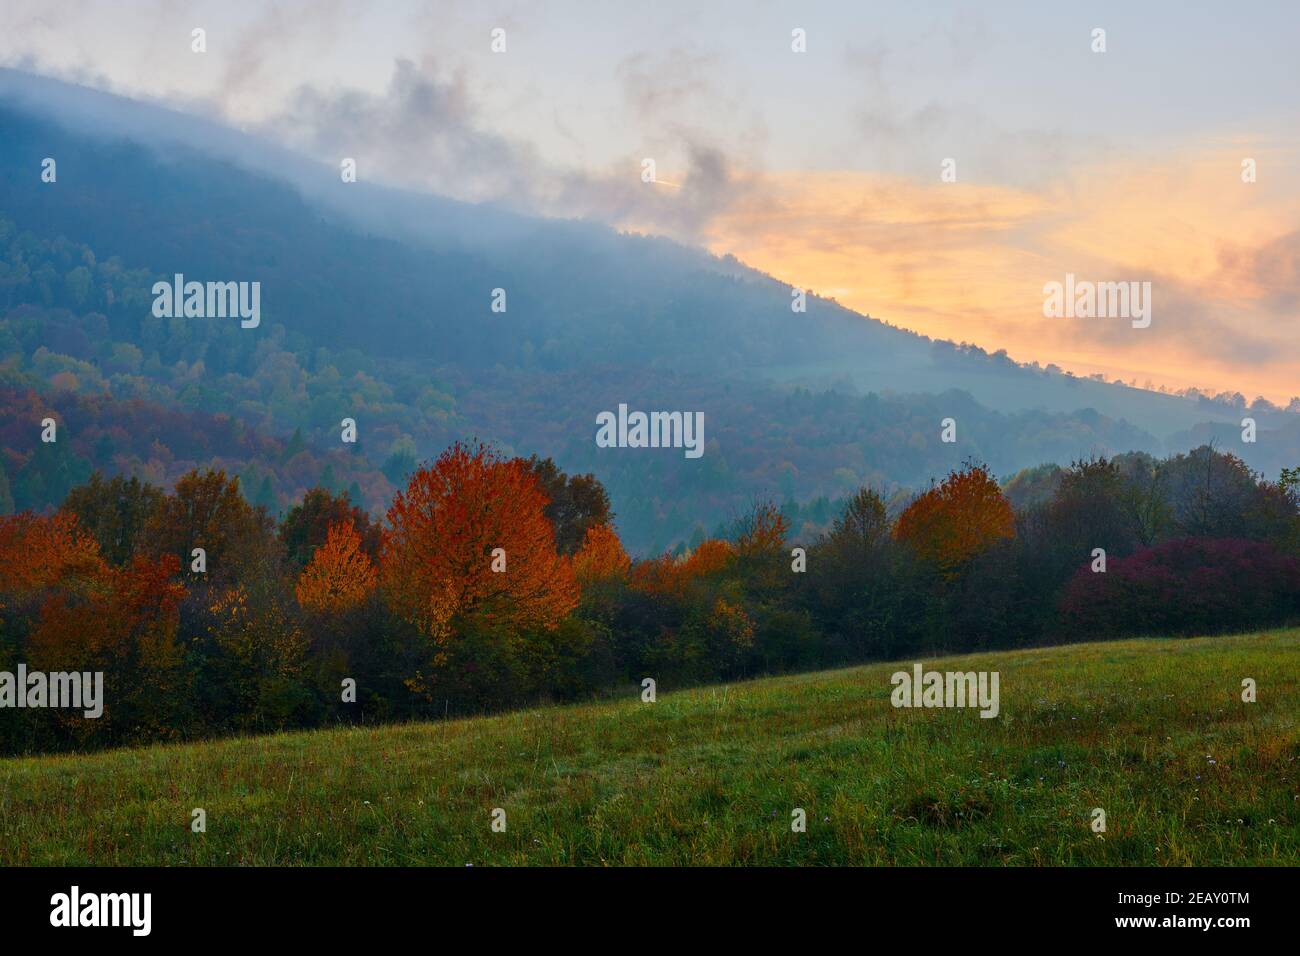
[1060,537,1300,638]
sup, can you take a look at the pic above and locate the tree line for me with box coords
[1,442,1296,756]
[9,207,1300,556]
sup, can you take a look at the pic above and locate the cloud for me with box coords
[617,47,715,120]
[1213,229,1300,314]
[261,57,755,240]
[2,2,1295,400]
[271,58,540,204]
[698,150,1300,401]
[840,41,1076,191]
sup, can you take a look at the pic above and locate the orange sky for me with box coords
[6,3,1295,403]
[698,144,1300,404]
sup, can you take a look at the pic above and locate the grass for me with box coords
[2,629,1297,866]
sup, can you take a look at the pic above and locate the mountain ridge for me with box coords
[2,68,1297,552]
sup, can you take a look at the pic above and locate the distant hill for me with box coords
[2,69,1297,551]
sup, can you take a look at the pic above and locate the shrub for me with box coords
[1060,537,1300,638]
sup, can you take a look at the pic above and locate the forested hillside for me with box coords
[3,72,1299,552]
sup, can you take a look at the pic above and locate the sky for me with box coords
[2,0,1297,402]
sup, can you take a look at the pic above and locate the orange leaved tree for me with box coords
[296,519,379,612]
[0,511,105,608]
[735,500,789,557]
[381,442,578,641]
[26,552,188,744]
[629,538,735,597]
[893,463,1015,575]
[733,499,789,592]
[682,538,736,578]
[572,522,631,587]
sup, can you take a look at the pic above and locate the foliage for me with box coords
[1,442,1297,758]
[280,487,381,569]
[381,442,578,642]
[894,463,1015,575]
[519,456,613,556]
[61,472,163,565]
[141,468,279,589]
[1060,537,1300,637]
[0,510,104,606]
[572,522,631,586]
[295,520,378,613]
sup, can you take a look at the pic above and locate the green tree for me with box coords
[519,456,613,556]
[61,473,163,565]
[279,487,381,569]
[0,461,13,516]
[142,469,280,589]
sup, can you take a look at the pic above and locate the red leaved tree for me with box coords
[380,442,577,641]
[0,511,105,608]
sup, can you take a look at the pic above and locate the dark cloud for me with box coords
[262,57,755,240]
[1215,229,1300,314]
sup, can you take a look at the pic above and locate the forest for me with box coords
[5,90,1300,557]
[2,440,1296,757]
[5,208,1298,555]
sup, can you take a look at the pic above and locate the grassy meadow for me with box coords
[1,629,1297,866]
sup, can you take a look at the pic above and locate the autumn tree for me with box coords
[518,456,613,555]
[381,442,578,642]
[572,522,631,587]
[0,511,105,608]
[279,486,381,569]
[1,512,104,749]
[629,538,735,597]
[894,463,1014,575]
[194,585,312,732]
[296,519,378,612]
[0,510,190,747]
[682,538,735,578]
[142,469,280,588]
[827,487,889,560]
[656,593,758,682]
[627,553,676,596]
[61,472,163,565]
[731,498,789,593]
[734,499,789,557]
[27,553,188,745]
[701,596,755,660]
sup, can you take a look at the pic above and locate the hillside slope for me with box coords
[5,69,1300,552]
[2,629,1295,866]
[2,68,1288,434]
